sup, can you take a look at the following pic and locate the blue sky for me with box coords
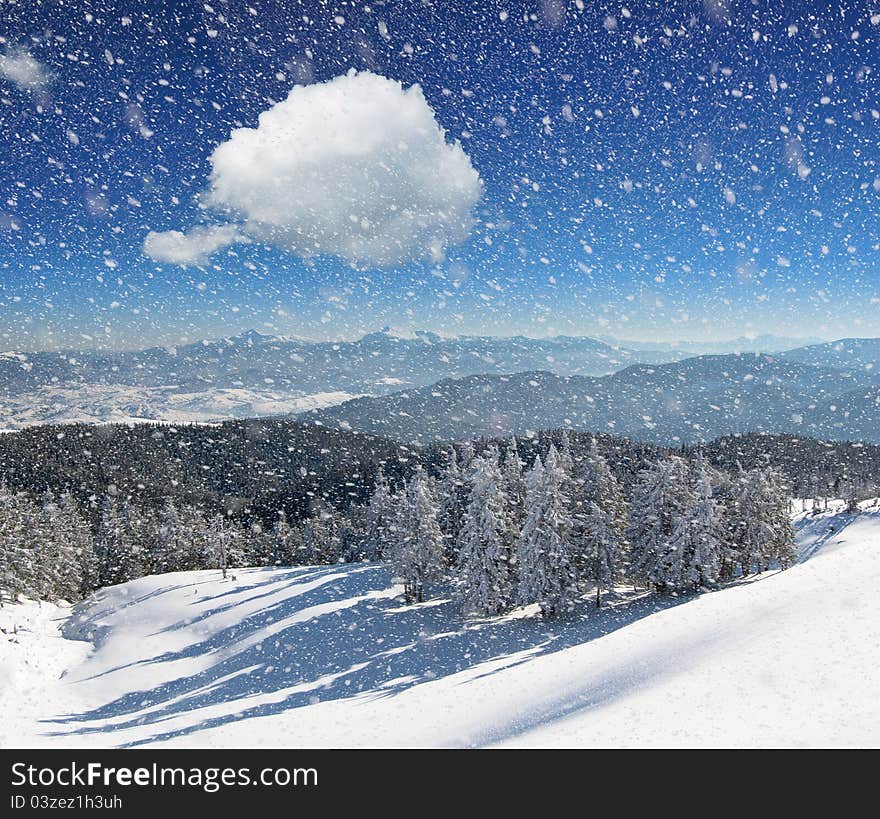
[1,0,879,350]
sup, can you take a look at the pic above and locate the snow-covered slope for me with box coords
[1,504,878,748]
[0,385,359,429]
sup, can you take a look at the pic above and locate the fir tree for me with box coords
[669,461,723,590]
[155,499,184,574]
[730,467,780,575]
[571,438,629,607]
[627,457,692,592]
[516,447,578,617]
[752,468,797,570]
[206,513,231,578]
[455,448,514,616]
[387,471,445,603]
[436,447,467,565]
[40,493,85,601]
[713,469,742,581]
[270,510,296,566]
[558,430,574,477]
[365,469,396,560]
[0,487,38,602]
[502,437,526,525]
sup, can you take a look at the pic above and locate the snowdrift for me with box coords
[1,504,878,748]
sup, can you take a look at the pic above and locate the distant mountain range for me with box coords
[597,333,826,356]
[307,350,880,445]
[0,327,720,428]
[776,337,880,373]
[0,328,644,395]
[1,328,879,444]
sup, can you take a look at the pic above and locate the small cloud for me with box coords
[143,224,243,267]
[152,70,482,269]
[0,48,51,91]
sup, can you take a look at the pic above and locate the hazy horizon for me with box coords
[0,322,843,355]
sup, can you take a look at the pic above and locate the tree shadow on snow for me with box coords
[41,566,742,747]
[795,512,859,564]
[58,565,361,683]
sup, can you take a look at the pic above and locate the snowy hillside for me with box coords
[1,503,878,749]
[0,384,358,429]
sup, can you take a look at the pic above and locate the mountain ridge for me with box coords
[306,350,880,444]
[1,330,879,437]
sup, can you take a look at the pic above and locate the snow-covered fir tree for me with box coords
[712,468,743,581]
[760,468,797,569]
[731,467,796,574]
[364,469,396,560]
[246,521,275,567]
[387,470,445,604]
[337,505,369,562]
[436,447,468,564]
[20,491,51,599]
[39,493,85,602]
[94,494,131,587]
[516,447,578,617]
[570,438,629,607]
[61,494,100,596]
[627,456,692,592]
[458,441,476,471]
[305,503,343,564]
[455,447,514,616]
[298,512,322,564]
[502,437,526,531]
[206,513,232,578]
[225,519,254,569]
[155,498,185,574]
[667,459,724,590]
[270,510,297,566]
[179,505,211,571]
[558,430,575,477]
[0,486,38,603]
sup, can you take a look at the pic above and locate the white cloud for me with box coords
[201,70,482,267]
[0,49,51,91]
[143,224,243,267]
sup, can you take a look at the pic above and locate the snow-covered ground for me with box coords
[0,385,359,428]
[1,502,878,748]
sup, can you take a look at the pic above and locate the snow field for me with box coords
[0,503,877,748]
